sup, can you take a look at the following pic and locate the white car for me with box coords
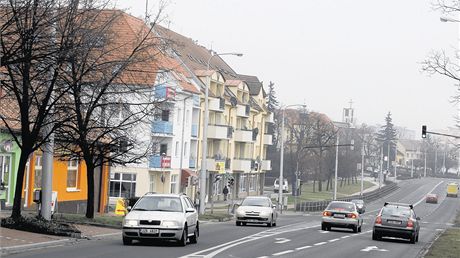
[274,179,288,193]
[321,201,363,233]
[122,193,199,246]
[235,196,277,227]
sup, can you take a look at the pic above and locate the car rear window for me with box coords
[326,202,355,212]
[381,206,411,217]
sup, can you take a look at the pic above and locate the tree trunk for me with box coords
[85,161,95,219]
[11,150,32,219]
[326,178,330,191]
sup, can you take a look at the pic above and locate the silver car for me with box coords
[235,196,277,227]
[122,193,199,246]
[321,201,363,233]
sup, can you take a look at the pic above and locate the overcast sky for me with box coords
[115,0,459,134]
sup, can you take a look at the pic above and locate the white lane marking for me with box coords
[274,238,290,244]
[360,246,388,252]
[256,257,270,258]
[319,230,329,233]
[91,232,121,238]
[273,250,294,256]
[295,245,312,250]
[314,242,327,246]
[328,238,340,242]
[341,235,350,239]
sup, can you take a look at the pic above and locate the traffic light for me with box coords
[422,125,427,138]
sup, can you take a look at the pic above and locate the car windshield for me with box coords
[381,206,411,217]
[132,196,183,212]
[241,198,270,207]
[327,202,355,212]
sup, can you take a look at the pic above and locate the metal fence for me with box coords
[295,182,398,212]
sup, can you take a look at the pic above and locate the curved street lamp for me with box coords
[199,52,243,215]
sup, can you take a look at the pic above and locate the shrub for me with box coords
[1,216,81,237]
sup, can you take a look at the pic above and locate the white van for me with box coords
[274,179,288,193]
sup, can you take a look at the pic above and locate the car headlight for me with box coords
[236,209,244,216]
[260,211,270,217]
[123,219,139,227]
[162,220,180,228]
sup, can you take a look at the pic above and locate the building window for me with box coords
[160,144,168,156]
[67,159,79,190]
[240,174,246,192]
[149,174,156,192]
[249,175,256,191]
[183,142,188,157]
[0,155,11,190]
[109,172,136,198]
[34,155,42,188]
[170,174,178,194]
[175,141,179,157]
[161,110,170,121]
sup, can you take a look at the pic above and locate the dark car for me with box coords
[351,199,365,213]
[372,202,420,244]
[425,193,438,204]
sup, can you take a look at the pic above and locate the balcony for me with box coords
[192,95,200,107]
[232,159,252,172]
[261,160,272,171]
[154,85,175,100]
[208,124,231,139]
[209,97,225,112]
[266,113,274,123]
[234,129,253,143]
[152,121,173,135]
[236,104,250,117]
[149,155,172,169]
[189,158,196,168]
[191,124,198,137]
[263,134,273,145]
[206,158,226,172]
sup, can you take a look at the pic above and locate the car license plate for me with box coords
[334,214,345,218]
[387,220,401,225]
[140,229,159,234]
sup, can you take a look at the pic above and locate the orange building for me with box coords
[22,152,110,214]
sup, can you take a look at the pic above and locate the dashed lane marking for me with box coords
[314,242,327,246]
[295,245,312,250]
[273,250,294,256]
[328,238,340,242]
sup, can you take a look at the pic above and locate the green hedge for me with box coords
[1,216,81,237]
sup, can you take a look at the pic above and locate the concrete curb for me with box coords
[415,228,446,258]
[0,238,77,256]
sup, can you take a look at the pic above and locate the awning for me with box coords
[181,169,198,186]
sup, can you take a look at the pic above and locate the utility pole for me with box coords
[394,142,397,181]
[379,147,383,189]
[360,144,364,196]
[334,133,339,200]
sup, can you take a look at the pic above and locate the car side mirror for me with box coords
[416,217,421,221]
[186,208,195,213]
[127,206,132,212]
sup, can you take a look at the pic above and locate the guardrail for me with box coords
[295,182,399,212]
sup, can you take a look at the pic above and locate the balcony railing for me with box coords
[154,84,175,100]
[232,159,252,172]
[208,124,231,139]
[191,124,198,137]
[261,160,272,171]
[192,95,200,107]
[149,155,172,168]
[263,134,273,145]
[237,104,250,117]
[234,129,253,142]
[209,97,225,112]
[189,158,196,168]
[152,121,173,134]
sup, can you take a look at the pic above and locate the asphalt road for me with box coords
[7,177,460,258]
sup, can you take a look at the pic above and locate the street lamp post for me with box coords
[360,144,364,196]
[199,52,242,215]
[279,104,306,213]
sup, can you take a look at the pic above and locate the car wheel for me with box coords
[267,216,273,227]
[236,221,241,226]
[409,234,416,244]
[273,220,277,227]
[353,225,358,233]
[122,236,133,245]
[321,223,326,231]
[242,222,247,226]
[178,228,187,246]
[190,225,199,244]
[372,232,380,241]
[358,225,362,233]
[415,232,419,242]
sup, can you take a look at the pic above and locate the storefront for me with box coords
[0,133,20,208]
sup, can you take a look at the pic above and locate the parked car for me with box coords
[235,196,277,227]
[351,199,366,213]
[274,179,288,193]
[122,193,199,246]
[372,202,420,244]
[446,183,459,197]
[321,201,363,233]
[425,193,438,204]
